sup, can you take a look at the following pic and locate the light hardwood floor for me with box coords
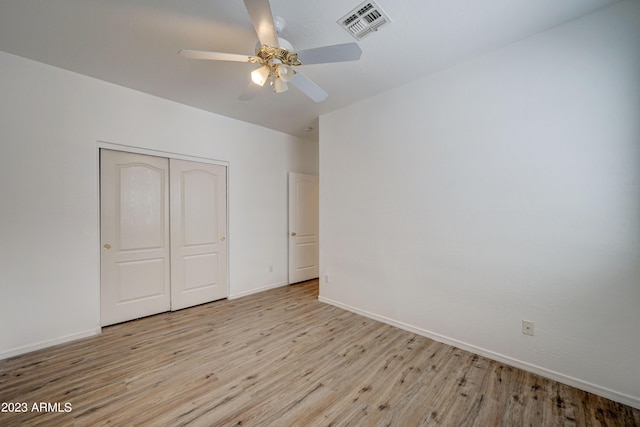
[1,280,638,426]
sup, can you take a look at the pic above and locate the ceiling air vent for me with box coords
[338,1,391,40]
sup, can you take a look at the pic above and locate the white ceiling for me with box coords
[0,0,618,140]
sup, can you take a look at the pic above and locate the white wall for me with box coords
[0,51,318,358]
[319,0,640,408]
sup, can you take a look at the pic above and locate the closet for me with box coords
[100,149,227,326]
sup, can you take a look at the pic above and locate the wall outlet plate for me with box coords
[522,320,535,336]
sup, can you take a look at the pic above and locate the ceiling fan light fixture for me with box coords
[274,77,289,93]
[251,66,270,86]
[277,64,294,82]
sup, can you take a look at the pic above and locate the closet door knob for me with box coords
[291,232,297,236]
[103,244,111,249]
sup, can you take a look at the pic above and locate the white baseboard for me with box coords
[228,281,288,300]
[318,296,640,410]
[0,328,101,361]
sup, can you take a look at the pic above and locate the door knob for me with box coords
[220,236,226,241]
[291,232,297,236]
[103,244,111,249]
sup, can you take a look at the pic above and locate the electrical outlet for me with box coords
[522,320,534,336]
[324,274,329,283]
[269,265,273,273]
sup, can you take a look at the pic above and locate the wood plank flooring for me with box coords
[1,280,638,426]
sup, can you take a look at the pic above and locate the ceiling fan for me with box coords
[179,0,362,102]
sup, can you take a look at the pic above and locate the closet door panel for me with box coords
[170,159,228,310]
[100,149,171,326]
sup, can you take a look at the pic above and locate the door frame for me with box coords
[96,141,230,325]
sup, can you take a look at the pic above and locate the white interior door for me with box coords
[170,159,227,310]
[100,150,171,326]
[288,173,319,284]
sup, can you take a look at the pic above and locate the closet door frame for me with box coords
[96,142,230,325]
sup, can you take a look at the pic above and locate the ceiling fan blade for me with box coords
[297,43,362,65]
[179,49,257,63]
[290,72,328,103]
[243,0,279,48]
[238,82,264,101]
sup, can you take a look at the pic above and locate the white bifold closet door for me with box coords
[100,150,227,326]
